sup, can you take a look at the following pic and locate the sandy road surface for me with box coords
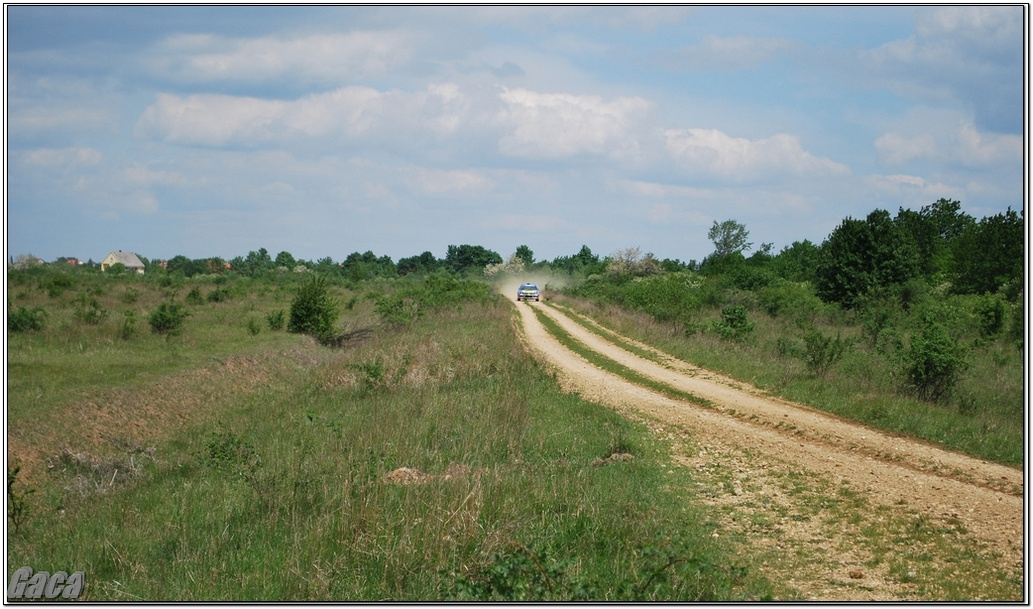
[511,299,1025,600]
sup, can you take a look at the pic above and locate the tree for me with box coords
[444,244,502,275]
[275,251,296,268]
[771,240,820,283]
[950,207,1023,296]
[708,220,752,258]
[814,209,921,309]
[397,251,439,276]
[551,245,603,275]
[515,245,534,266]
[606,247,660,277]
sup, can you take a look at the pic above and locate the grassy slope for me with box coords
[7,275,774,601]
[548,292,1024,467]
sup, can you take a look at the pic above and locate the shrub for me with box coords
[7,466,34,534]
[185,287,205,305]
[1008,300,1024,349]
[148,301,189,336]
[246,317,261,336]
[800,329,849,377]
[73,295,108,326]
[974,294,1007,338]
[757,280,822,321]
[288,275,339,343]
[207,287,232,303]
[40,273,75,298]
[860,302,893,350]
[119,310,138,340]
[120,287,141,304]
[710,305,753,341]
[900,320,969,403]
[266,309,286,331]
[8,306,47,332]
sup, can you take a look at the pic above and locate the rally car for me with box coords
[516,283,540,302]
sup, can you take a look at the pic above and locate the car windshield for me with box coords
[520,284,538,290]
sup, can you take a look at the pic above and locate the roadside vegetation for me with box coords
[7,196,1022,600]
[558,201,1023,466]
[7,267,773,601]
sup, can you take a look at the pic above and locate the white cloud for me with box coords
[955,123,1021,165]
[21,147,103,168]
[875,122,1021,167]
[855,6,1022,132]
[496,87,651,158]
[617,179,713,199]
[865,173,963,202]
[874,132,937,165]
[664,128,848,180]
[405,167,492,195]
[135,83,469,147]
[148,30,414,84]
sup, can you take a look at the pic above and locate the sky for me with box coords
[4,5,1027,266]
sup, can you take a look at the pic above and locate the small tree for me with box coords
[708,219,752,258]
[515,245,535,266]
[148,302,189,336]
[288,275,340,344]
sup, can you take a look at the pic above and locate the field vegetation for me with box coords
[7,267,773,601]
[7,197,1023,600]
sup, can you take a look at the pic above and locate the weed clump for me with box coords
[8,305,47,332]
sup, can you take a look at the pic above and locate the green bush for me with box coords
[800,329,849,377]
[185,286,205,305]
[288,275,340,343]
[74,294,108,326]
[148,301,189,336]
[757,280,822,321]
[207,287,232,303]
[710,305,753,341]
[900,319,969,403]
[120,287,141,304]
[1008,300,1024,349]
[119,309,138,340]
[40,273,75,298]
[8,305,47,332]
[974,294,1007,338]
[374,273,494,327]
[266,309,286,331]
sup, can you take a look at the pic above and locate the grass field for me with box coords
[7,272,776,601]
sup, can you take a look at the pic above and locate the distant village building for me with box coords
[101,250,145,274]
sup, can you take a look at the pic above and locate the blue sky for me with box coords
[5,5,1025,265]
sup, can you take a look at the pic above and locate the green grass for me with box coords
[552,293,1023,466]
[7,274,774,601]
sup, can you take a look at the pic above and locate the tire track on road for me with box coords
[511,300,1024,599]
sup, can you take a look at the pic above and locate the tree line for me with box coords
[13,198,1022,306]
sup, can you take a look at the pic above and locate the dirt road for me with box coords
[512,299,1024,601]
